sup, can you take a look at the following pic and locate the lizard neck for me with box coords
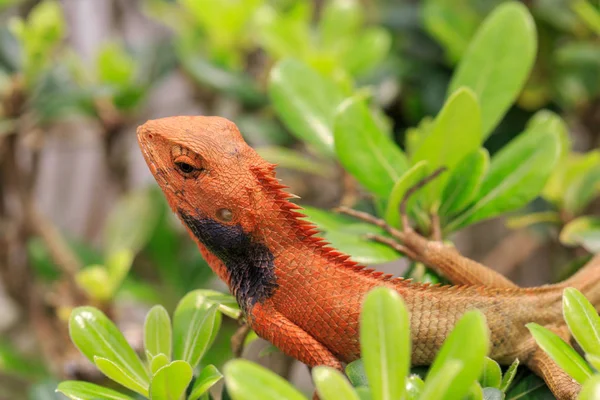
[178,211,278,312]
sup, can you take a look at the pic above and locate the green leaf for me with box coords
[144,305,172,360]
[360,287,410,400]
[313,366,359,400]
[346,359,368,387]
[96,42,135,86]
[256,146,334,177]
[149,360,193,400]
[563,163,600,216]
[173,290,222,368]
[419,360,463,400]
[75,266,112,301]
[384,161,429,228]
[411,87,482,206]
[424,310,489,400]
[104,188,159,257]
[319,0,362,47]
[188,364,223,400]
[269,59,344,156]
[94,357,148,396]
[334,96,409,198]
[544,150,600,208]
[448,2,537,137]
[586,354,600,371]
[68,307,149,389]
[579,375,600,400]
[150,354,169,375]
[56,381,134,400]
[482,387,503,400]
[105,249,134,291]
[341,28,391,76]
[560,216,600,253]
[499,359,519,392]
[223,359,306,400]
[447,121,561,232]
[440,149,489,218]
[562,288,600,356]
[406,375,425,399]
[479,357,502,389]
[301,207,399,264]
[526,323,593,384]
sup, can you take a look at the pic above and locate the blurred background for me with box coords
[0,0,599,398]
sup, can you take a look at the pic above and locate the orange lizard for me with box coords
[137,115,600,399]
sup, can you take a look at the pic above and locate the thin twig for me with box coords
[399,167,446,230]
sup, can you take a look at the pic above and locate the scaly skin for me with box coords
[138,116,600,399]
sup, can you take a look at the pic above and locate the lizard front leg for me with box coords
[248,300,343,370]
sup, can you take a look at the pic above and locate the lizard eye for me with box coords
[173,155,203,178]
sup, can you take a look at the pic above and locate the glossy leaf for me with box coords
[223,359,306,400]
[562,288,600,356]
[448,2,537,137]
[411,87,482,206]
[173,290,222,368]
[384,161,429,229]
[560,217,600,254]
[188,364,223,400]
[56,381,134,400]
[406,375,425,399]
[341,28,391,76]
[479,357,502,389]
[424,310,489,400]
[302,207,399,264]
[313,366,359,400]
[419,360,463,400]
[360,287,410,400]
[334,96,409,198]
[75,266,112,301]
[482,387,503,400]
[586,354,600,371]
[144,305,172,360]
[269,59,344,156]
[499,359,519,392]
[150,354,169,375]
[149,360,193,400]
[94,357,148,396]
[440,149,489,218]
[526,323,593,384]
[346,359,368,387]
[447,122,561,231]
[579,375,600,400]
[68,307,149,389]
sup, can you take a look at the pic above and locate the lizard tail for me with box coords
[561,253,600,308]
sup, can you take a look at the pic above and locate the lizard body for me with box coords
[138,116,600,399]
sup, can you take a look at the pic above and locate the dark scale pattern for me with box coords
[179,210,277,311]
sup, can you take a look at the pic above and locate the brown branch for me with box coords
[399,167,446,230]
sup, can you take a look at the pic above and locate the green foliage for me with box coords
[528,288,600,387]
[58,291,234,400]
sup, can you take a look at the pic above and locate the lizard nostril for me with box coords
[147,133,153,139]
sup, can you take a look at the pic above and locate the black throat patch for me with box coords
[178,210,277,311]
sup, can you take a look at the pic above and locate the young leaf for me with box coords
[223,359,306,400]
[94,357,148,396]
[341,28,391,76]
[499,358,519,392]
[562,288,600,357]
[149,360,193,400]
[447,123,561,232]
[188,364,223,400]
[560,217,600,254]
[384,161,429,229]
[406,375,425,399]
[424,310,489,400]
[144,305,172,360]
[334,96,409,198]
[173,291,222,368]
[448,2,537,137]
[313,366,360,400]
[526,323,593,384]
[75,266,112,301]
[360,287,411,400]
[587,354,600,371]
[269,59,344,156]
[345,359,368,387]
[419,360,463,400]
[150,354,169,375]
[479,357,502,389]
[56,381,134,400]
[69,307,149,388]
[440,149,489,218]
[411,87,482,206]
[579,375,600,400]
